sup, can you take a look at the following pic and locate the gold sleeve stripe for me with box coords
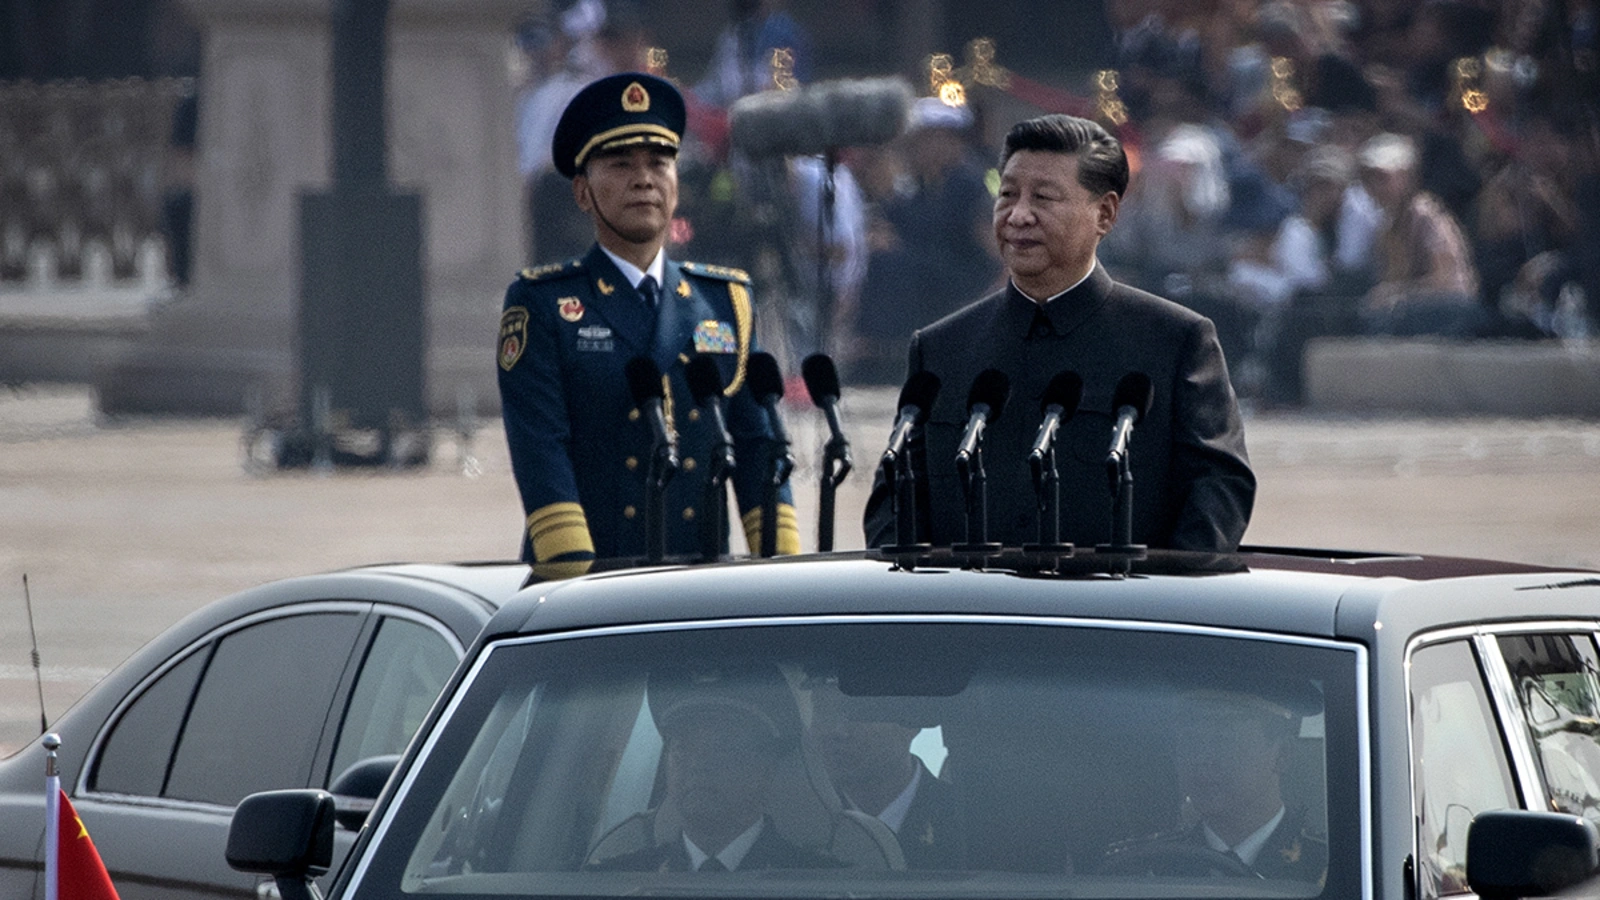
[725,282,752,396]
[740,504,801,556]
[527,502,595,562]
[531,559,595,581]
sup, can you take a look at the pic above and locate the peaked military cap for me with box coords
[552,72,686,179]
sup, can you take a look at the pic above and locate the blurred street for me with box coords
[3,382,1599,754]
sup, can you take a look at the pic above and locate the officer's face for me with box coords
[574,146,679,247]
[664,710,779,835]
[993,150,1118,294]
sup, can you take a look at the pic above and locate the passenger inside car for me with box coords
[587,664,842,872]
[806,676,963,869]
[1101,674,1328,881]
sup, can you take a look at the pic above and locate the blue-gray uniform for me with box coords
[498,244,799,577]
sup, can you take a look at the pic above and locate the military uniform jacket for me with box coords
[864,263,1255,552]
[499,245,797,573]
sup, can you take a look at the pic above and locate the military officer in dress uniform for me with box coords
[1101,674,1328,883]
[499,72,799,577]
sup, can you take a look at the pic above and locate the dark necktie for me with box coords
[638,275,660,311]
[698,857,727,872]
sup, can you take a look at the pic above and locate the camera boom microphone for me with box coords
[729,76,913,158]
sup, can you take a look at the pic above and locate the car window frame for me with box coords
[77,600,460,811]
[340,613,1375,900]
[1404,621,1600,899]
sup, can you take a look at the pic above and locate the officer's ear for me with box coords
[572,171,593,212]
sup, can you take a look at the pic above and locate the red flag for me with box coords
[55,790,120,900]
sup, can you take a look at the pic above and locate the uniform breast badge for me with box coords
[692,319,737,353]
[558,297,585,322]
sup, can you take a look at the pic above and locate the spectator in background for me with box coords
[1357,132,1485,336]
[852,98,1000,383]
[695,0,813,108]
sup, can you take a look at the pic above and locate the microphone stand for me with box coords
[644,436,677,563]
[700,434,734,564]
[760,435,794,558]
[1096,453,1147,573]
[816,429,851,552]
[952,438,1001,566]
[1023,442,1073,564]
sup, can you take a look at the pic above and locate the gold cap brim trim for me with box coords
[574,124,681,171]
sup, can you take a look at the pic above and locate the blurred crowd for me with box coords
[512,0,1600,401]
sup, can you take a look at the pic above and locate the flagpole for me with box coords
[44,732,60,900]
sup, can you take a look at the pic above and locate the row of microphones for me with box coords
[876,368,1155,565]
[625,352,855,562]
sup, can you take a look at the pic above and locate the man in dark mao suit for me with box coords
[864,114,1254,552]
[499,73,798,578]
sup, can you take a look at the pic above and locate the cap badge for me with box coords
[622,81,650,113]
[557,296,585,322]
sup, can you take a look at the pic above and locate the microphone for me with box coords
[801,354,850,468]
[624,356,677,470]
[1106,372,1154,473]
[729,76,914,158]
[745,352,792,459]
[685,355,737,473]
[955,369,1011,466]
[881,371,941,468]
[1028,370,1085,466]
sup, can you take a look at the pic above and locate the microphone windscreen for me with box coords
[896,371,941,424]
[729,88,828,158]
[1041,370,1084,417]
[747,351,785,401]
[800,353,841,406]
[685,355,727,405]
[966,369,1011,423]
[624,356,665,407]
[1112,372,1155,422]
[813,77,913,149]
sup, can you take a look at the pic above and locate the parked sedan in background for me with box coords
[0,560,528,900]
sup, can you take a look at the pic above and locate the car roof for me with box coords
[480,547,1600,647]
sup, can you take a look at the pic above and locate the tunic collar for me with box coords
[1001,261,1115,340]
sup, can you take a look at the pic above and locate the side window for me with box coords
[1409,640,1519,898]
[165,612,364,805]
[91,649,208,795]
[328,615,460,783]
[1496,633,1600,820]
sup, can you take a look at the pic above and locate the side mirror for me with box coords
[1467,809,1600,899]
[228,789,336,900]
[330,754,401,831]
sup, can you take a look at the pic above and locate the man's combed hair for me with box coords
[999,114,1130,199]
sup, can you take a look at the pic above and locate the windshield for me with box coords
[351,620,1362,900]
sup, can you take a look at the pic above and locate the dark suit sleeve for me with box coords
[498,279,596,576]
[862,333,929,547]
[1164,317,1256,551]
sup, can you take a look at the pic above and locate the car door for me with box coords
[75,602,461,900]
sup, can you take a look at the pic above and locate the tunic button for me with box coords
[628,408,641,422]
[683,457,697,472]
[624,505,637,519]
[625,456,639,471]
[688,409,701,422]
[682,507,696,521]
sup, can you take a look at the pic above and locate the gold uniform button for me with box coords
[682,507,696,521]
[688,409,701,422]
[628,409,641,422]
[625,456,638,471]
[624,505,637,519]
[683,457,696,472]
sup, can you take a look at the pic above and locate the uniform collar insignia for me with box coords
[676,279,691,298]
[596,277,616,296]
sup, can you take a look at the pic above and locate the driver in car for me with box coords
[1103,674,1328,881]
[590,664,840,872]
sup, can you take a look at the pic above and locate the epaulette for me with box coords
[518,259,585,282]
[679,261,751,284]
